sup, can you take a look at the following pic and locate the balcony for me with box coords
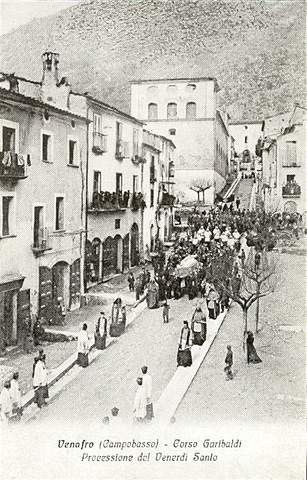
[92,132,107,154]
[131,145,145,165]
[31,227,52,255]
[131,192,146,211]
[115,140,130,159]
[282,182,301,197]
[0,152,28,180]
[160,192,176,206]
[89,190,130,212]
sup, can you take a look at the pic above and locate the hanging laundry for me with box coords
[27,154,31,166]
[2,151,11,167]
[17,154,24,166]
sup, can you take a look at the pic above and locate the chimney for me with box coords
[42,52,59,85]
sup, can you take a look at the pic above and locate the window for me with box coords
[93,171,101,193]
[33,206,44,248]
[55,196,64,231]
[115,219,121,230]
[150,186,154,207]
[2,127,16,152]
[169,129,176,136]
[133,175,138,193]
[245,136,248,144]
[42,133,52,162]
[133,129,139,157]
[167,85,177,94]
[2,196,13,236]
[186,102,197,119]
[94,114,102,134]
[148,103,158,120]
[245,125,248,130]
[68,139,77,165]
[148,85,158,95]
[116,173,122,194]
[287,175,295,183]
[167,103,177,119]
[186,83,196,92]
[283,141,299,167]
[116,122,123,141]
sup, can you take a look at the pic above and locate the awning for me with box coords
[0,274,25,293]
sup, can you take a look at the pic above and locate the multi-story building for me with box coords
[70,93,145,287]
[0,54,87,351]
[130,77,229,204]
[142,130,176,253]
[229,120,262,173]
[261,106,306,214]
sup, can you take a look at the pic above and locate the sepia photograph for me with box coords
[0,0,306,479]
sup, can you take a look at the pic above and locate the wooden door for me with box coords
[123,234,130,272]
[38,266,53,324]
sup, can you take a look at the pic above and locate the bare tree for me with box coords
[214,247,280,360]
[189,179,212,203]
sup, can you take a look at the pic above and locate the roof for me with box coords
[131,77,220,92]
[229,120,262,125]
[0,72,41,86]
[0,88,88,121]
[72,91,143,126]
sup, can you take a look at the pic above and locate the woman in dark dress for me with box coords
[246,331,262,364]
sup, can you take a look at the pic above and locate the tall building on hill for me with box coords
[130,77,229,205]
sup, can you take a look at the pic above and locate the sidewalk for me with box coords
[0,264,148,397]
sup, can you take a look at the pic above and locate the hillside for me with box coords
[0,0,305,120]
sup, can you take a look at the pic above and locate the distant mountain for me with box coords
[0,0,305,120]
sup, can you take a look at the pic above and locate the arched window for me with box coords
[167,85,178,94]
[186,83,197,92]
[186,102,196,119]
[148,85,158,95]
[148,103,158,120]
[167,102,177,119]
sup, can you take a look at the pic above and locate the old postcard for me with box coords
[0,0,306,479]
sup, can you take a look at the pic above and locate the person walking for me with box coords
[128,271,135,292]
[0,380,13,424]
[10,371,22,418]
[246,331,262,364]
[162,301,170,323]
[95,312,107,350]
[133,377,147,423]
[236,196,240,210]
[191,304,207,345]
[177,321,192,367]
[141,366,154,421]
[224,345,234,380]
[33,354,48,408]
[77,323,90,367]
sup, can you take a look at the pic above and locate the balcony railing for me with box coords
[31,227,52,255]
[115,140,130,159]
[92,132,107,154]
[89,190,130,211]
[131,192,146,211]
[160,192,176,206]
[0,152,28,179]
[282,182,301,197]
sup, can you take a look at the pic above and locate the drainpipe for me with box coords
[84,105,90,294]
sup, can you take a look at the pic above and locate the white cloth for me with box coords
[10,379,21,407]
[142,373,152,403]
[0,387,12,417]
[134,385,147,420]
[204,231,211,242]
[33,360,48,387]
[78,329,89,354]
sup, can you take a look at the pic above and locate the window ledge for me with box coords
[42,160,53,164]
[0,234,17,239]
[67,164,79,168]
[53,229,66,235]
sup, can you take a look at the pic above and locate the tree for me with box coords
[214,247,280,361]
[189,179,212,203]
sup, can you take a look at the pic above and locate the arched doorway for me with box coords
[130,223,140,267]
[123,234,130,272]
[114,235,123,273]
[92,238,101,282]
[103,236,118,278]
[52,261,70,310]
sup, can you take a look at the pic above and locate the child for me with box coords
[162,301,170,323]
[224,345,233,380]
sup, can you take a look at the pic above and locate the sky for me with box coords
[0,0,82,35]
